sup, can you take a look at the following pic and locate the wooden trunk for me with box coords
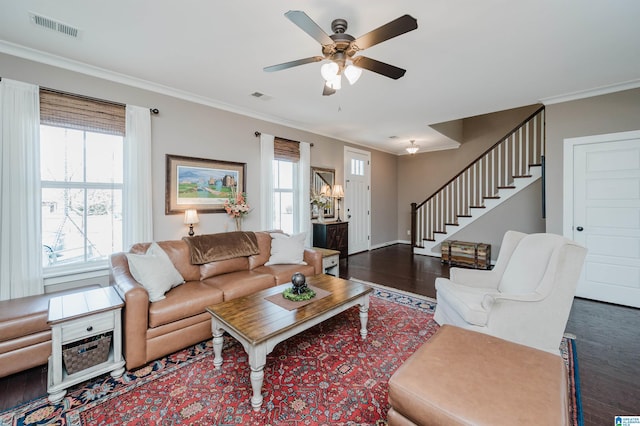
[441,240,491,270]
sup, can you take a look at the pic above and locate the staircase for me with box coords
[411,107,545,256]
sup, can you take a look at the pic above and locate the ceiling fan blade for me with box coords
[352,56,406,80]
[285,10,335,46]
[322,84,336,96]
[263,56,324,72]
[352,14,418,51]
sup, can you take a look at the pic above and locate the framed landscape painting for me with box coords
[165,154,246,214]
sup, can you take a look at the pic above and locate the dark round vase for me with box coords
[291,272,307,294]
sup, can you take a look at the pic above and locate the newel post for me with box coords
[410,202,417,248]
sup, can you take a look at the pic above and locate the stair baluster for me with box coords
[411,107,545,252]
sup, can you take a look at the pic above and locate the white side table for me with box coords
[47,286,126,403]
[313,247,341,277]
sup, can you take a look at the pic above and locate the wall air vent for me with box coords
[29,12,80,38]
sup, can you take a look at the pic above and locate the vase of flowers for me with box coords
[310,190,331,223]
[224,188,251,231]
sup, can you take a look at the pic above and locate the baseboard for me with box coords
[370,240,410,250]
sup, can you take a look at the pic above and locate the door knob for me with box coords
[576,226,584,232]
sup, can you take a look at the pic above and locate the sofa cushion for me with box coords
[248,231,273,269]
[200,257,249,280]
[131,240,200,282]
[0,299,50,343]
[265,232,307,266]
[0,285,101,343]
[203,270,275,301]
[253,264,316,285]
[148,281,224,329]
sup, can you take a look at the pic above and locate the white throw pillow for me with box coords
[126,242,185,302]
[265,232,308,266]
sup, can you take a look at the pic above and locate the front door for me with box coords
[565,130,640,308]
[344,147,371,254]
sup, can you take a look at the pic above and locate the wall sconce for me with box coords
[184,209,199,236]
[332,184,344,221]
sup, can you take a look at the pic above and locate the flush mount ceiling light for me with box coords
[406,140,419,155]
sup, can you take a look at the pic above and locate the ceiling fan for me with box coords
[264,10,418,96]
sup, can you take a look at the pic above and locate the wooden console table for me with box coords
[313,221,348,261]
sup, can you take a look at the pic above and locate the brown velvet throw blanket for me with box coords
[183,231,260,264]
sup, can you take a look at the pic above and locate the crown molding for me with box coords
[540,79,640,105]
[0,41,392,152]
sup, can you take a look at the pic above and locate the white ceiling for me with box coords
[1,1,639,155]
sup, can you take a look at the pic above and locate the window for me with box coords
[270,137,303,235]
[272,159,296,234]
[351,158,365,176]
[40,89,125,271]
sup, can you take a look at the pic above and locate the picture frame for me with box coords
[165,154,246,214]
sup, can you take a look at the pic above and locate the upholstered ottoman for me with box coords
[387,325,569,425]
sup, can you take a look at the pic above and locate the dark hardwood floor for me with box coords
[2,244,638,425]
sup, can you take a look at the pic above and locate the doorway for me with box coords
[563,130,640,308]
[344,147,371,254]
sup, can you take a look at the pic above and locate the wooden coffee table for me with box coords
[206,274,373,411]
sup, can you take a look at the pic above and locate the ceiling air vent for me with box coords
[29,12,80,38]
[250,92,273,101]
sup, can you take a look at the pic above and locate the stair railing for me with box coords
[411,107,545,247]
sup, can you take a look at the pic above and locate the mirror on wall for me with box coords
[311,167,335,218]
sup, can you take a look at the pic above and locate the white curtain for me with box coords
[0,79,43,300]
[260,133,275,231]
[296,141,311,246]
[123,105,153,249]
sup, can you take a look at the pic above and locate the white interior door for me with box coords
[564,130,640,308]
[344,147,371,254]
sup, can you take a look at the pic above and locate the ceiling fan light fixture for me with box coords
[326,74,342,90]
[344,64,362,85]
[406,140,419,154]
[320,62,339,81]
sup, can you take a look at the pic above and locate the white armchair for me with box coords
[434,231,587,354]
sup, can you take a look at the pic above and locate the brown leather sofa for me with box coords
[0,285,100,378]
[109,231,322,370]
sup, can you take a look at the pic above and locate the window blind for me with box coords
[39,88,125,136]
[274,137,300,162]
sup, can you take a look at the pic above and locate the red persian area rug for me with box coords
[0,284,582,425]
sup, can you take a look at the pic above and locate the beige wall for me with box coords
[443,181,546,260]
[545,88,640,235]
[396,104,542,241]
[0,52,398,246]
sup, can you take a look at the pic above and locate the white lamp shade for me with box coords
[320,62,339,81]
[320,184,331,196]
[332,184,344,198]
[184,209,199,224]
[326,75,342,90]
[344,65,362,85]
